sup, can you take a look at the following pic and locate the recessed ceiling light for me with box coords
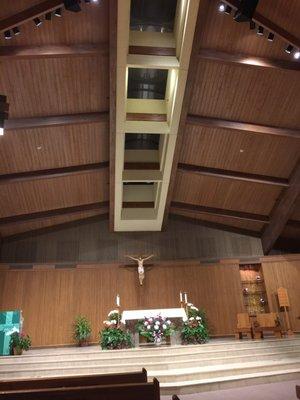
[12,27,21,36]
[294,51,300,60]
[218,2,225,12]
[240,149,244,153]
[285,44,294,54]
[267,32,274,42]
[257,26,264,36]
[0,127,4,136]
[33,17,43,27]
[4,30,12,40]
[37,146,42,150]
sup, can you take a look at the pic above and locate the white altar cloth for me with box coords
[121,308,187,324]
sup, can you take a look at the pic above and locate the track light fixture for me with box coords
[0,95,9,137]
[33,17,43,27]
[249,20,255,30]
[4,30,12,40]
[64,0,81,12]
[54,8,62,17]
[257,26,264,35]
[45,12,52,20]
[234,0,260,22]
[285,44,294,54]
[267,32,274,42]
[225,5,232,15]
[218,2,225,13]
[294,51,300,60]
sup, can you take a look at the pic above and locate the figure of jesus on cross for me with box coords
[125,255,154,286]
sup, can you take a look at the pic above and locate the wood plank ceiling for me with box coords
[0,0,299,253]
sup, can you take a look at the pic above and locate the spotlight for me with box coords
[64,0,81,12]
[160,26,165,33]
[33,17,43,27]
[267,32,274,41]
[294,51,300,60]
[218,2,225,12]
[4,30,12,40]
[249,20,255,30]
[225,5,232,14]
[45,12,52,20]
[12,27,20,36]
[234,0,260,22]
[257,25,264,35]
[91,0,99,3]
[54,8,62,17]
[285,44,294,54]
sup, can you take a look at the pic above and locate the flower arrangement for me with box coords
[181,303,209,345]
[73,315,92,346]
[136,315,174,345]
[100,309,132,350]
[10,332,31,355]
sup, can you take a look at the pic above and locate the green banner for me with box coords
[0,310,20,356]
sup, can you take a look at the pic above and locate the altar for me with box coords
[121,308,187,346]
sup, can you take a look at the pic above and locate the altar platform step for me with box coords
[0,337,299,394]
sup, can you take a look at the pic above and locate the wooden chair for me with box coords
[0,369,147,391]
[252,313,283,339]
[0,379,160,400]
[296,385,300,399]
[235,313,253,339]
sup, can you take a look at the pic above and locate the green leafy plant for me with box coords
[100,327,132,350]
[10,332,31,354]
[73,316,92,345]
[136,315,174,344]
[181,304,209,345]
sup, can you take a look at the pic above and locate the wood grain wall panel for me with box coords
[172,171,282,215]
[262,259,300,332]
[0,123,109,174]
[189,60,300,130]
[197,0,298,61]
[180,125,300,179]
[0,1,108,46]
[0,56,109,118]
[0,261,244,346]
[171,209,265,232]
[0,170,109,218]
[0,210,108,237]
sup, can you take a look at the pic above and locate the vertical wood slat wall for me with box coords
[0,256,299,347]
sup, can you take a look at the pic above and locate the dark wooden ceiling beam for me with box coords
[5,112,109,130]
[262,161,300,254]
[198,49,300,72]
[0,162,109,185]
[223,0,300,49]
[170,201,269,223]
[186,115,300,139]
[0,44,109,60]
[0,202,109,226]
[178,163,289,187]
[0,0,63,33]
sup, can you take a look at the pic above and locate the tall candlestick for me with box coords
[180,292,183,302]
[184,292,188,304]
[116,294,120,307]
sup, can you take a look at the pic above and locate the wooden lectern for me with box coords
[277,287,294,337]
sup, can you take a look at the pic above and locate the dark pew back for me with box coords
[0,379,160,400]
[0,369,147,391]
[296,385,300,399]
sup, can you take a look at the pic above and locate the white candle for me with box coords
[180,292,183,302]
[116,294,120,307]
[184,292,188,303]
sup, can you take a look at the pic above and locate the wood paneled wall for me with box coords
[0,261,244,346]
[263,258,300,332]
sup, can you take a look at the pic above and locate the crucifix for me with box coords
[125,255,154,286]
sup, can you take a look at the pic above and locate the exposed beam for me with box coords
[126,113,167,122]
[123,202,155,208]
[5,112,109,130]
[109,0,117,232]
[0,162,109,185]
[186,115,300,139]
[170,201,269,223]
[178,163,289,187]
[273,236,300,253]
[198,49,300,72]
[262,161,300,254]
[0,202,109,226]
[0,44,108,60]
[170,213,261,238]
[129,46,176,57]
[223,0,300,49]
[0,0,63,33]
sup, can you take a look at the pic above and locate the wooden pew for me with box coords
[252,313,283,339]
[0,379,160,400]
[296,385,300,399]
[0,369,147,391]
[235,313,253,339]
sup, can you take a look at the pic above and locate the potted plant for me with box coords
[100,310,132,350]
[10,332,31,355]
[73,316,92,346]
[136,315,174,345]
[181,304,209,345]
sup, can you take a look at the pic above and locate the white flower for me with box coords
[154,325,159,330]
[189,317,195,321]
[156,321,160,325]
[108,310,119,316]
[144,321,148,326]
[196,316,201,321]
[162,324,167,330]
[111,319,117,324]
[187,303,193,307]
[191,306,199,311]
[148,318,153,323]
[167,320,171,325]
[147,325,151,330]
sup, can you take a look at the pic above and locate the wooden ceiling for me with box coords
[0,0,299,253]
